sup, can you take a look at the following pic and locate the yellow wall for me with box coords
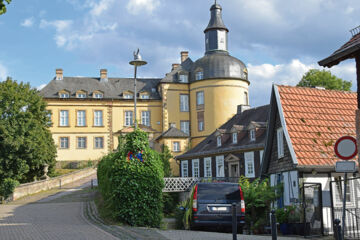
[160,83,190,131]
[189,79,249,146]
[158,137,189,176]
[45,78,248,164]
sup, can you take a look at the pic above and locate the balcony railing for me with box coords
[163,177,240,192]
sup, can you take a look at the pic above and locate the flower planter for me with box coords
[279,223,291,235]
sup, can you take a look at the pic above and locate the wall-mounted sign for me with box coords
[335,161,357,173]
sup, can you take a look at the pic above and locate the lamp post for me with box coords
[129,49,147,129]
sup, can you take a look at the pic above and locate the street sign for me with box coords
[335,161,357,173]
[334,136,358,160]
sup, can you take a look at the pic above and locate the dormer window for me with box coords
[124,93,133,99]
[196,71,203,80]
[93,92,103,99]
[59,91,69,98]
[250,129,256,141]
[179,74,188,83]
[140,92,150,99]
[217,136,221,147]
[232,132,237,144]
[77,92,86,98]
[151,88,156,93]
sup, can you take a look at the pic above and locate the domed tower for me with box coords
[189,2,250,147]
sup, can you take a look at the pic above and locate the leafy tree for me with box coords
[160,144,172,177]
[0,0,11,15]
[0,78,56,189]
[297,69,352,91]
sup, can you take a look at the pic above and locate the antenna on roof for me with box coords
[349,25,360,37]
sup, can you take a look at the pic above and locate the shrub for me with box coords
[0,178,19,200]
[97,129,164,227]
[239,177,280,233]
[174,187,195,230]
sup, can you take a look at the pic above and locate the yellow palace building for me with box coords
[39,2,250,176]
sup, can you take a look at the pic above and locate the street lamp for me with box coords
[129,49,147,129]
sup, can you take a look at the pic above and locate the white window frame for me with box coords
[77,110,86,126]
[173,142,180,152]
[277,127,284,158]
[181,160,188,177]
[60,110,69,126]
[77,93,86,98]
[180,121,190,135]
[216,155,225,177]
[232,132,237,144]
[141,111,150,126]
[94,110,103,126]
[94,93,103,99]
[125,111,133,126]
[204,157,212,177]
[60,92,69,98]
[217,136,221,147]
[94,137,104,149]
[140,94,149,99]
[196,71,203,80]
[250,129,256,141]
[192,159,200,178]
[180,94,189,112]
[60,137,69,149]
[196,91,204,105]
[77,137,87,149]
[244,151,255,178]
[124,93,133,99]
[179,74,188,83]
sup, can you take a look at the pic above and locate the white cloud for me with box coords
[0,63,8,81]
[90,0,115,16]
[248,59,357,107]
[37,84,46,90]
[126,0,160,15]
[21,17,34,27]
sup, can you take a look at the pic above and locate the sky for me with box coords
[0,0,359,107]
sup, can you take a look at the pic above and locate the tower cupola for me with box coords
[204,2,229,53]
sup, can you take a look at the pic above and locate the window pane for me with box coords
[193,159,199,177]
[77,137,86,148]
[196,91,204,105]
[141,111,150,126]
[60,110,69,126]
[180,95,189,112]
[233,132,237,143]
[77,111,86,126]
[125,111,133,126]
[204,158,212,177]
[95,137,104,149]
[94,111,103,126]
[180,121,190,135]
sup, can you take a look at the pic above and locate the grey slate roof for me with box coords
[160,58,193,83]
[191,51,248,82]
[177,104,270,159]
[204,3,229,33]
[155,127,189,140]
[39,77,161,99]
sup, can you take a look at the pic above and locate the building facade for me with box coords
[177,105,269,179]
[261,85,359,234]
[39,2,250,176]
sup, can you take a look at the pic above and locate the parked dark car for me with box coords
[191,182,245,230]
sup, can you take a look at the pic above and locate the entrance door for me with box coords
[302,183,323,237]
[229,163,239,177]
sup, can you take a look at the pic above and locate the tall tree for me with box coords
[0,0,11,15]
[297,69,352,91]
[160,145,172,177]
[0,78,56,185]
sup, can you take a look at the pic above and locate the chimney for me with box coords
[56,69,63,80]
[237,104,250,114]
[172,63,180,71]
[100,69,108,82]
[181,51,189,63]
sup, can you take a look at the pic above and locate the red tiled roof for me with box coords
[277,85,357,166]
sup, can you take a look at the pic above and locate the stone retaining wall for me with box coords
[11,168,96,201]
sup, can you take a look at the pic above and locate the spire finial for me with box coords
[215,0,217,4]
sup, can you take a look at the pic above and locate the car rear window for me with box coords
[197,184,240,201]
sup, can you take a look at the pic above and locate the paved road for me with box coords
[0,174,119,240]
[0,174,329,240]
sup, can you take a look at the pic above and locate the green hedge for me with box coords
[97,129,164,227]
